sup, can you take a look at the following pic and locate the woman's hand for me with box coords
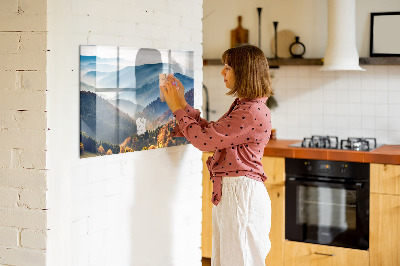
[161,76,186,113]
[167,75,187,108]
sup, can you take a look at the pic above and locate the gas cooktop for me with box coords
[289,135,382,151]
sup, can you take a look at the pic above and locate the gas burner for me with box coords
[301,135,339,149]
[340,137,377,151]
[290,136,380,151]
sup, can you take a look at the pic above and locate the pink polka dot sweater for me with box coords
[172,97,271,206]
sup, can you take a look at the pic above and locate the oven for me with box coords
[285,158,370,250]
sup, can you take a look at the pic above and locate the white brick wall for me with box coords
[0,0,48,265]
[46,1,203,266]
[2,0,203,264]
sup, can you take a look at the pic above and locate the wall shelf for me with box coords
[203,57,400,67]
[203,58,323,68]
[359,57,400,65]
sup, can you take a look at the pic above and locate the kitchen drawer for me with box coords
[284,241,369,266]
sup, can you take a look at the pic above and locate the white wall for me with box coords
[203,0,400,145]
[46,0,203,266]
[203,0,400,58]
[0,0,48,265]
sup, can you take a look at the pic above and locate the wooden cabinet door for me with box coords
[284,241,369,266]
[262,156,285,186]
[370,193,400,266]
[370,163,400,195]
[202,152,213,258]
[264,184,284,266]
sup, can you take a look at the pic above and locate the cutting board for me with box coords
[231,16,249,48]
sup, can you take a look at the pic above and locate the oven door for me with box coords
[285,177,369,250]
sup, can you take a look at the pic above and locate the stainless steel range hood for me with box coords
[320,0,365,71]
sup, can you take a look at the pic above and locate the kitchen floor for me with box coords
[202,257,211,266]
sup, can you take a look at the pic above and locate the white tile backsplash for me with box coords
[388,90,400,104]
[374,65,388,76]
[362,116,375,130]
[389,104,400,117]
[388,75,400,91]
[348,103,362,116]
[374,90,388,104]
[270,65,400,144]
[204,65,400,144]
[375,104,389,117]
[388,65,400,76]
[362,90,375,103]
[374,77,388,91]
[389,131,400,143]
[361,104,375,117]
[389,117,400,131]
[336,115,348,129]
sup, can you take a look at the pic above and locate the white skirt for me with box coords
[212,176,271,266]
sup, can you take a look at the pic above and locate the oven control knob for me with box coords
[304,161,312,171]
[340,164,347,174]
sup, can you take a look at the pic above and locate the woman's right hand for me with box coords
[167,74,187,108]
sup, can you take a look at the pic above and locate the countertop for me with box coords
[263,139,400,165]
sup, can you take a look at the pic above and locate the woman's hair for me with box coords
[221,44,273,99]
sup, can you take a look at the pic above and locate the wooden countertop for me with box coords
[263,139,400,165]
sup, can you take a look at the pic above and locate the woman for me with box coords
[161,44,273,266]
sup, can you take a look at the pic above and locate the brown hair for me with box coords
[221,44,273,99]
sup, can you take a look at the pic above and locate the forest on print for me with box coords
[79,46,194,158]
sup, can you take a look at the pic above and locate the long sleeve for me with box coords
[173,105,257,152]
[172,97,271,206]
[171,104,210,137]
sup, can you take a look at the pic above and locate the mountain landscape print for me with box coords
[80,45,194,158]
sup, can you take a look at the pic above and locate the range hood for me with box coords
[320,0,365,71]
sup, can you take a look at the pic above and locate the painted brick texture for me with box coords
[46,0,203,265]
[0,0,47,265]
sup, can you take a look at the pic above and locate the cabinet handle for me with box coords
[314,252,335,257]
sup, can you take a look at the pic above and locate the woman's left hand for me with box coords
[160,76,185,113]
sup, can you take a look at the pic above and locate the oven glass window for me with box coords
[297,186,356,230]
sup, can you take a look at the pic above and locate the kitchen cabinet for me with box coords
[370,193,400,266]
[201,154,286,265]
[202,156,400,265]
[261,156,285,186]
[370,163,400,195]
[261,156,285,266]
[370,163,400,266]
[264,184,285,266]
[201,152,213,258]
[284,241,369,266]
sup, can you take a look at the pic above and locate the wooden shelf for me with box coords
[268,58,322,67]
[359,57,400,65]
[203,57,400,67]
[203,58,323,67]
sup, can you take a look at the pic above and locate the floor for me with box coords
[202,257,211,266]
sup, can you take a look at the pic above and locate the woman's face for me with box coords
[220,64,235,89]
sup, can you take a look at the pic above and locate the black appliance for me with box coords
[289,135,379,151]
[285,158,370,250]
